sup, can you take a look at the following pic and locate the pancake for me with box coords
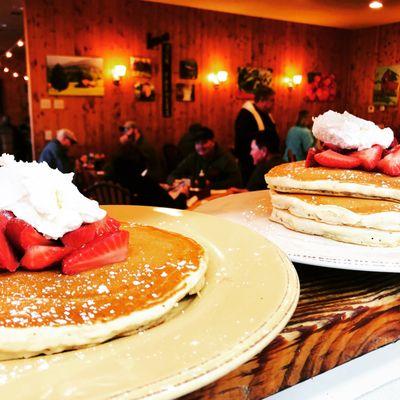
[0,225,207,360]
[270,208,400,247]
[270,191,400,231]
[265,161,400,202]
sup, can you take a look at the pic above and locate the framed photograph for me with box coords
[176,83,195,102]
[134,81,155,102]
[237,66,273,99]
[179,59,198,80]
[46,55,104,96]
[130,57,152,79]
[373,65,400,106]
[305,72,337,102]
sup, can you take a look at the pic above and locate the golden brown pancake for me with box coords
[0,225,207,360]
[266,161,400,202]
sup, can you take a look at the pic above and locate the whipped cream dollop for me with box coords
[312,110,394,150]
[0,154,106,239]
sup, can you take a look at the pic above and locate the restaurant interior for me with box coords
[2,1,400,399]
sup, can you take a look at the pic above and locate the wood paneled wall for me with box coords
[24,0,349,158]
[346,23,400,134]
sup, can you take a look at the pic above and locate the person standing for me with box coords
[38,128,77,173]
[234,86,280,185]
[283,110,314,161]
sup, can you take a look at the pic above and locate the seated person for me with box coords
[283,110,314,161]
[177,122,202,158]
[105,142,187,209]
[246,132,283,191]
[38,128,77,173]
[119,120,163,181]
[168,126,242,190]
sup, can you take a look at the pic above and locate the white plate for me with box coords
[195,191,400,273]
[0,205,299,400]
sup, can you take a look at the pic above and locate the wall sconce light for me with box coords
[207,70,228,88]
[112,65,127,86]
[283,74,303,89]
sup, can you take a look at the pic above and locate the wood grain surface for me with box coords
[24,0,348,158]
[183,264,400,399]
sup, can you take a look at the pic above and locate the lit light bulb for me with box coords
[3,67,9,73]
[216,70,228,82]
[5,51,12,58]
[17,40,24,47]
[12,72,19,78]
[23,75,29,81]
[293,75,303,85]
[369,1,383,9]
[207,73,219,85]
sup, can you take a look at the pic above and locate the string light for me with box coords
[0,38,28,80]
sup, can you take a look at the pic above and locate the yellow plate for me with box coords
[0,205,299,400]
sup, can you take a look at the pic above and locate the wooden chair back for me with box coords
[83,181,132,205]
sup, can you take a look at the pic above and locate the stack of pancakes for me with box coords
[265,161,400,247]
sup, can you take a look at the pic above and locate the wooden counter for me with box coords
[183,264,400,399]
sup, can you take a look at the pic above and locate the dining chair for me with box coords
[83,181,132,205]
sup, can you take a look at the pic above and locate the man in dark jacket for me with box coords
[38,128,77,173]
[234,86,280,184]
[168,127,242,190]
[119,120,162,181]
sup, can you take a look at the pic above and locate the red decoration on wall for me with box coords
[305,72,337,102]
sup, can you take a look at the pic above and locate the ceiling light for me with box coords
[23,75,29,81]
[12,72,19,78]
[369,1,383,9]
[5,51,12,58]
[17,40,24,47]
[3,67,9,73]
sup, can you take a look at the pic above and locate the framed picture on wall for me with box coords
[134,81,155,101]
[237,66,273,99]
[46,55,104,96]
[179,60,198,79]
[176,83,195,102]
[130,57,152,79]
[373,65,400,106]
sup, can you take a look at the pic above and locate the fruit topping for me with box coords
[349,145,383,171]
[62,230,129,275]
[21,245,73,271]
[377,146,400,177]
[305,147,318,168]
[314,150,362,169]
[0,231,19,272]
[61,216,121,248]
[0,210,14,232]
[6,219,53,251]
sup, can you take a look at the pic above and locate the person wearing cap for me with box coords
[167,126,242,190]
[118,120,162,181]
[38,128,77,173]
[234,86,280,185]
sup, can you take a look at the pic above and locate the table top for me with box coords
[184,192,400,399]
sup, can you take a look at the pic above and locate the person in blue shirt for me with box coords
[38,128,77,173]
[283,110,314,162]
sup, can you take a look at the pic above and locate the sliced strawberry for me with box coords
[6,219,53,251]
[349,145,383,171]
[314,150,362,169]
[377,147,400,177]
[61,217,121,248]
[0,210,14,232]
[0,231,19,272]
[62,230,129,275]
[305,147,318,167]
[322,142,342,152]
[21,245,73,271]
